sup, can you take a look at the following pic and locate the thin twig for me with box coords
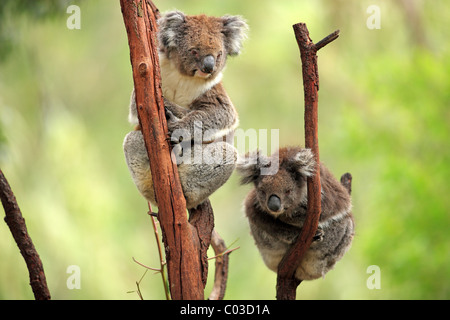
[135,269,149,300]
[132,257,161,272]
[148,202,171,300]
[207,246,240,261]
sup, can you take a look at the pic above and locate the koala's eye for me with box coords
[217,51,223,60]
[285,189,292,196]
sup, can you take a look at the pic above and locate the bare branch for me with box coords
[340,173,353,195]
[315,29,340,51]
[0,169,51,300]
[208,230,231,300]
[276,23,339,300]
[132,257,161,272]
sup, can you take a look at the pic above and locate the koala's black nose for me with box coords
[201,55,215,74]
[267,195,281,212]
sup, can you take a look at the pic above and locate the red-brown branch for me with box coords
[208,230,232,300]
[188,200,215,287]
[0,169,51,300]
[120,0,204,300]
[276,23,339,300]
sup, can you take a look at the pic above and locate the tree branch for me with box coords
[120,0,204,300]
[0,169,51,300]
[315,29,340,51]
[276,23,339,300]
[340,173,352,195]
[188,200,215,287]
[208,230,232,300]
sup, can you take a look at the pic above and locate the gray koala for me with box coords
[237,147,354,281]
[123,10,248,209]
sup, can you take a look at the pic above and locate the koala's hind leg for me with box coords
[178,142,237,209]
[123,130,157,205]
[124,131,237,209]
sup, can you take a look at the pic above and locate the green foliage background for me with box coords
[0,0,448,299]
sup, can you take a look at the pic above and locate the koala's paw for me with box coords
[165,132,179,145]
[165,107,180,123]
[168,134,184,145]
[312,228,324,242]
[171,143,184,158]
[165,108,186,145]
[166,126,185,145]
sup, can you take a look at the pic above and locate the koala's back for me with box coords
[296,214,354,280]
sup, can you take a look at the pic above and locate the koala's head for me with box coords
[237,147,316,217]
[157,10,248,79]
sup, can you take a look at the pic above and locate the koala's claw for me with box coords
[165,107,179,123]
[166,134,182,145]
[166,129,185,145]
[313,229,324,242]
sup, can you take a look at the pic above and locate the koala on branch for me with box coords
[237,147,354,281]
[124,10,248,209]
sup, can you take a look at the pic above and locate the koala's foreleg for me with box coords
[128,89,189,127]
[164,98,190,120]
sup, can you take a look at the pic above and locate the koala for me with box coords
[123,10,248,209]
[237,147,354,281]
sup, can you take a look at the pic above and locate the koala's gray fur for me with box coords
[123,10,248,209]
[237,147,354,281]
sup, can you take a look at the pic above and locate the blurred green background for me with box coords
[0,0,448,300]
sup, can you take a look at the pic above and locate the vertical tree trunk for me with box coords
[120,0,204,300]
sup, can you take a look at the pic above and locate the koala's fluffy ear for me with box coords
[236,150,270,184]
[221,15,248,56]
[158,10,186,49]
[292,148,316,177]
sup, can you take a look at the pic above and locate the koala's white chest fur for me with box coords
[159,54,223,109]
